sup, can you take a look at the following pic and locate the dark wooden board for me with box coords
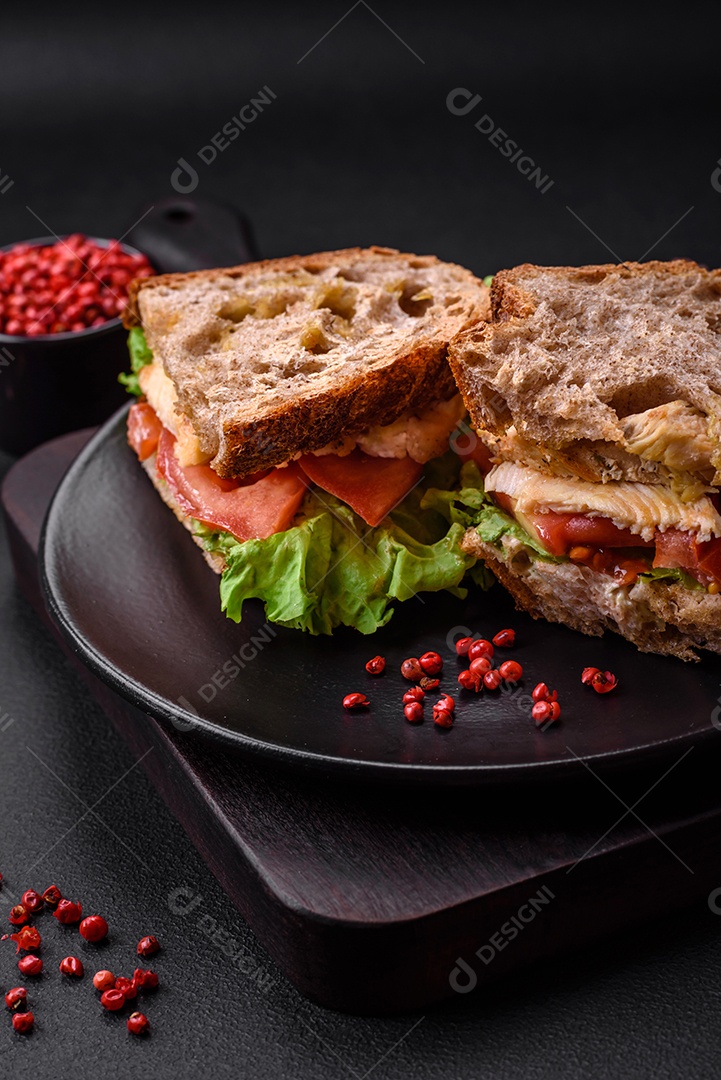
[3,431,721,1014]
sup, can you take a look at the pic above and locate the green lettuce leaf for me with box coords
[117,326,496,632]
[119,327,153,396]
[450,462,704,590]
[190,434,704,633]
[192,454,487,635]
[422,461,565,563]
[638,565,704,590]
[473,505,566,562]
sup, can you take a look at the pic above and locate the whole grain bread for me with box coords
[125,247,489,478]
[448,260,721,479]
[462,529,721,661]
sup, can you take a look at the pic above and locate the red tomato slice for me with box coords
[653,529,698,572]
[493,492,515,514]
[298,449,423,527]
[127,402,163,462]
[571,548,652,586]
[528,511,654,557]
[654,529,721,584]
[156,427,308,541]
[697,538,721,582]
[611,554,654,586]
[453,434,494,474]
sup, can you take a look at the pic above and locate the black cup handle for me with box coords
[123,197,260,274]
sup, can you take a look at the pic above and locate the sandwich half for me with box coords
[121,246,492,634]
[448,260,721,661]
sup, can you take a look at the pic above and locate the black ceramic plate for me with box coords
[41,406,721,785]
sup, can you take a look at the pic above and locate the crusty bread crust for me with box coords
[123,246,471,326]
[124,246,490,478]
[462,529,721,661]
[449,260,721,478]
[141,454,225,575]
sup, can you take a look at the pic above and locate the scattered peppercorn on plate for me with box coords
[39,408,721,787]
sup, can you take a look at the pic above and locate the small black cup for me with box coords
[0,236,146,457]
[0,200,258,457]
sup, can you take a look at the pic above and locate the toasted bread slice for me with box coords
[449,260,721,482]
[462,529,721,661]
[125,246,489,478]
[452,260,721,660]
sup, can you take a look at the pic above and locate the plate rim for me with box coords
[38,405,720,787]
